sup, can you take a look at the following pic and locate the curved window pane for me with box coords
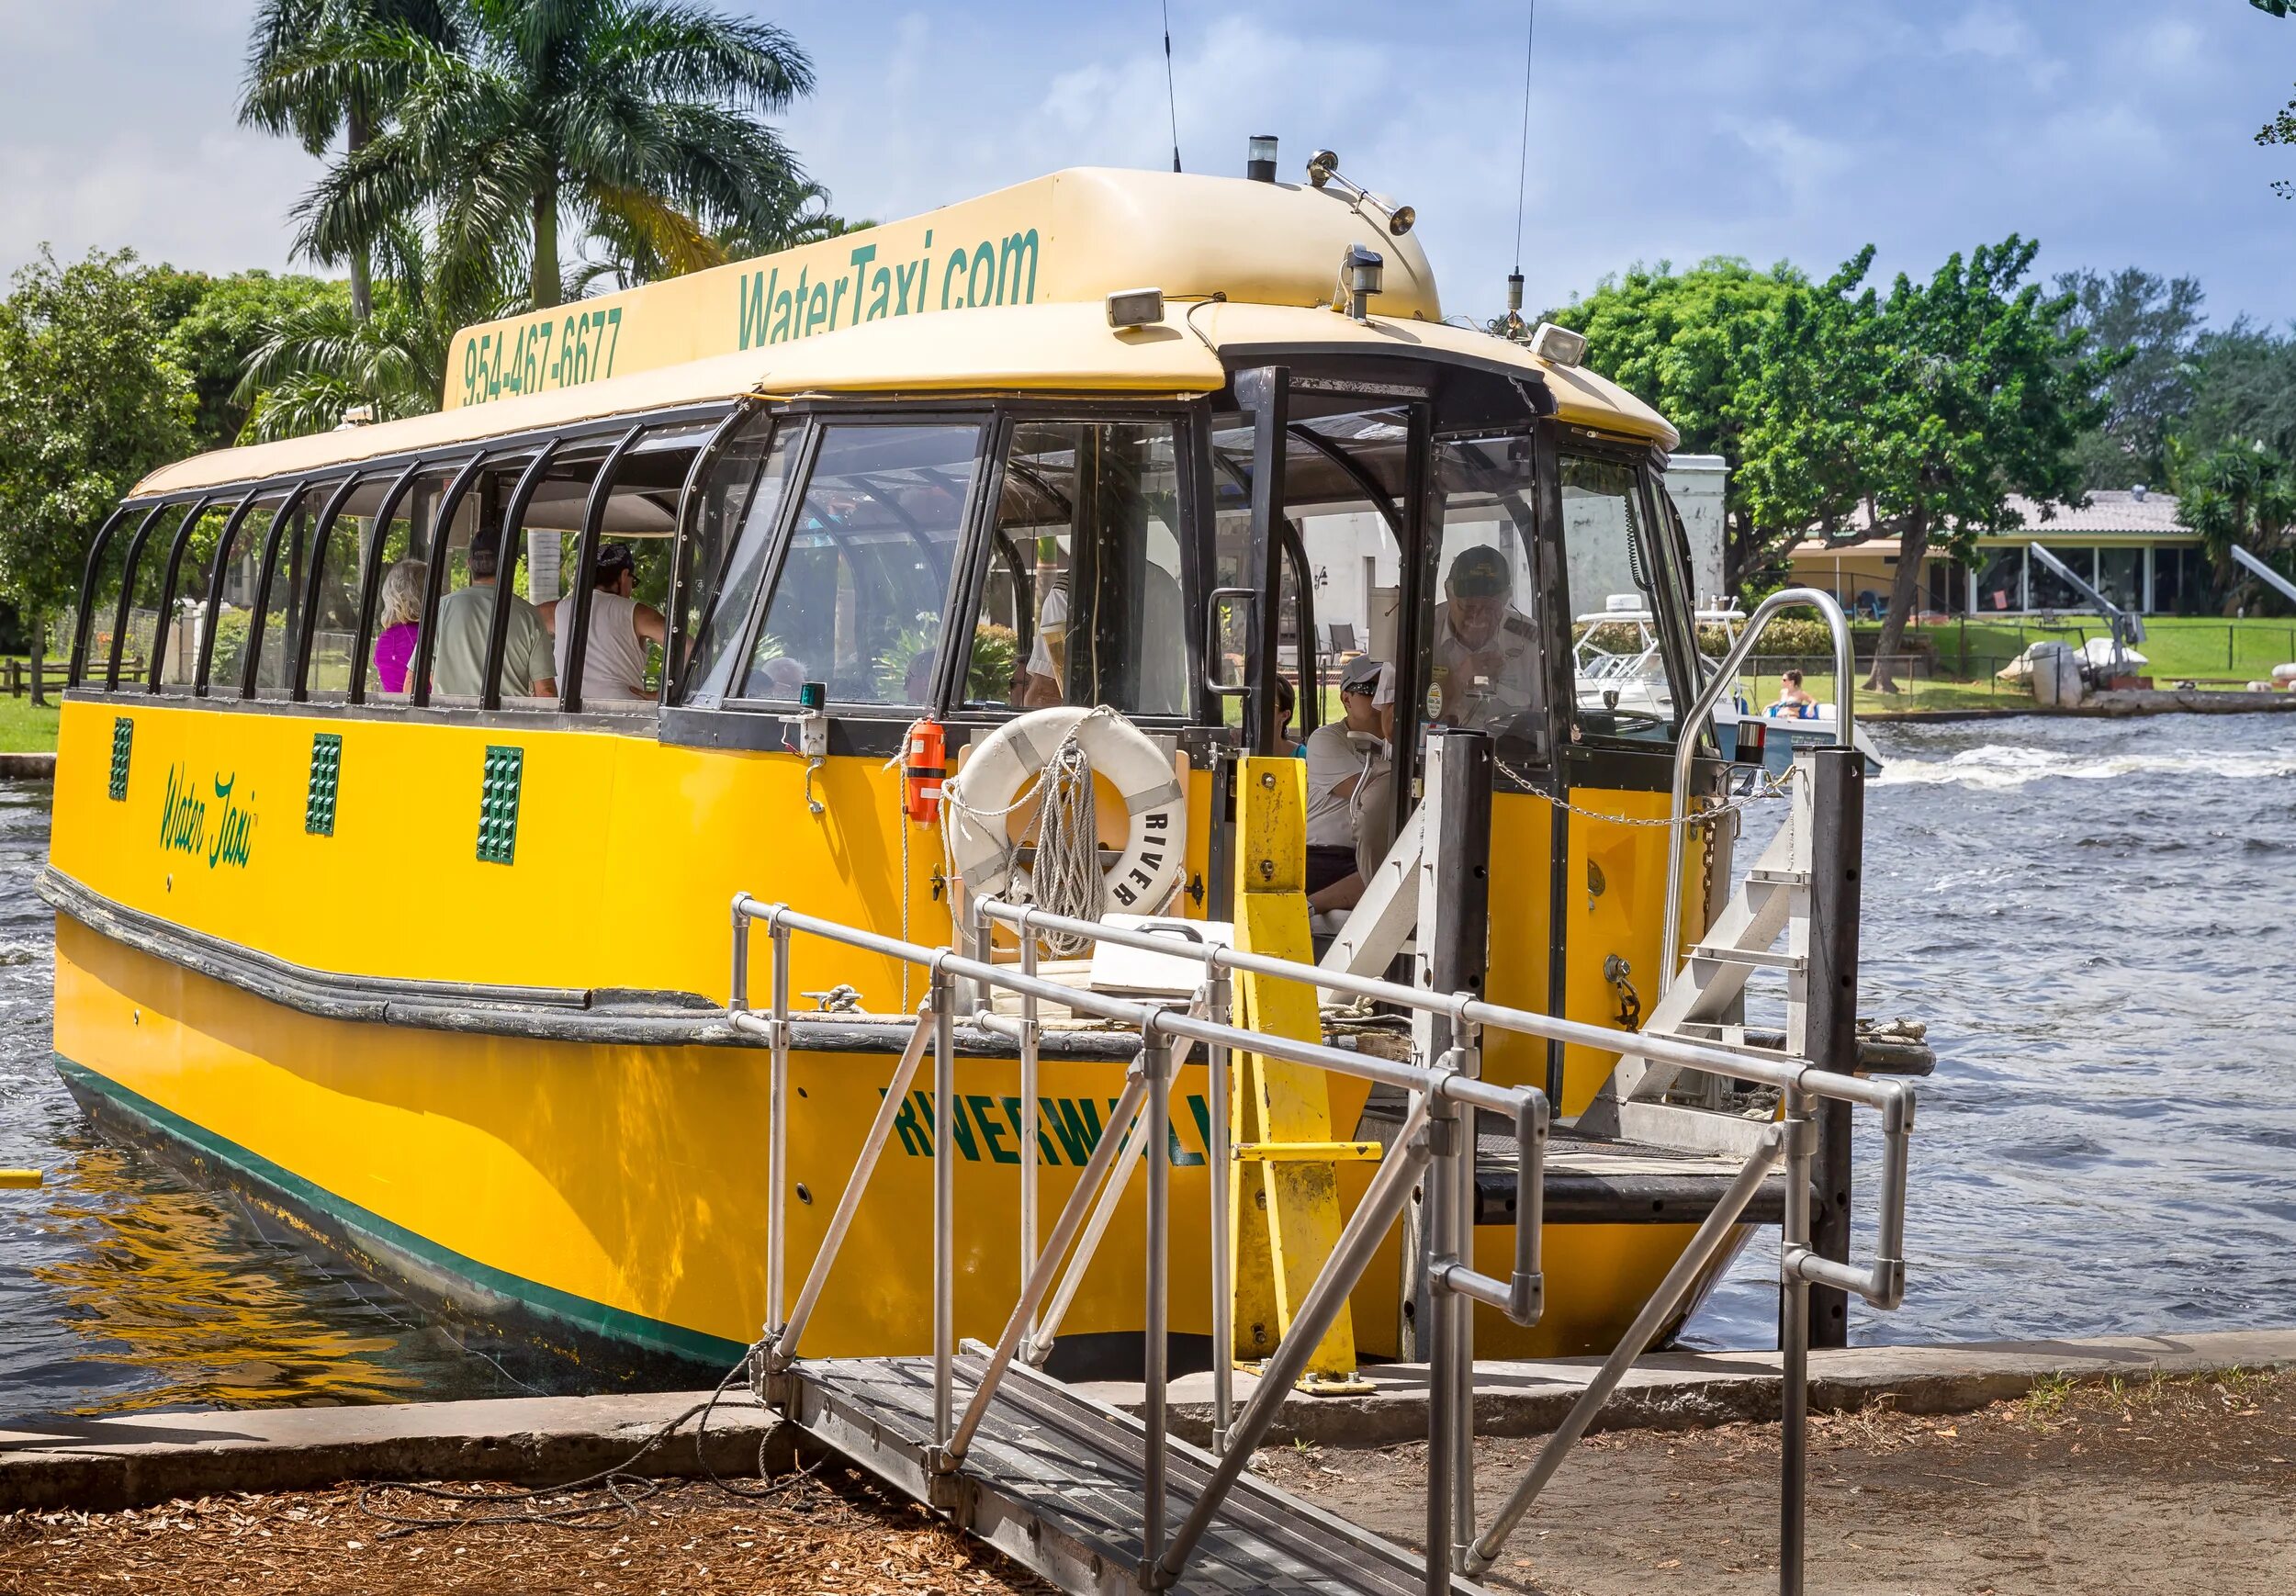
[680,417,795,703]
[741,423,981,705]
[208,492,288,691]
[112,505,192,689]
[961,420,1188,716]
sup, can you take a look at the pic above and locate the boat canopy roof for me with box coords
[132,167,1675,498]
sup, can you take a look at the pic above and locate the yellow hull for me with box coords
[51,696,1739,1373]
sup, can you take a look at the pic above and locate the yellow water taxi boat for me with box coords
[47,158,1819,1386]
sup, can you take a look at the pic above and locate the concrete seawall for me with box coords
[6,1329,2290,1512]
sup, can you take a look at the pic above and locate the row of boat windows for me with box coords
[71,400,1693,742]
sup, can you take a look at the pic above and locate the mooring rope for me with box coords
[1029,733,1103,956]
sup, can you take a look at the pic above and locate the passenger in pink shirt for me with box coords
[371,559,428,694]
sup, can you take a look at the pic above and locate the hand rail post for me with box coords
[1660,589,1853,1001]
[1019,926,1041,1336]
[1423,1075,1462,1596]
[1778,1087,1815,1596]
[1141,1031,1174,1579]
[1449,1031,1480,1570]
[1205,968,1234,1454]
[930,957,957,1466]
[767,915,793,1339]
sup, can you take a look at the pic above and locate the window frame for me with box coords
[103,500,184,691]
[342,458,433,707]
[663,403,764,706]
[940,399,1210,728]
[139,492,221,693]
[196,480,310,697]
[718,408,996,719]
[407,451,497,710]
[558,422,657,714]
[68,503,136,688]
[479,440,567,712]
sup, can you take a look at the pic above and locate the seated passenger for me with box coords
[1431,545,1541,731]
[432,538,556,700]
[370,558,427,695]
[1303,657,1397,914]
[551,542,667,701]
[1016,577,1070,708]
[1275,675,1303,755]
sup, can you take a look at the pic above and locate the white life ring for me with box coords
[944,707,1187,915]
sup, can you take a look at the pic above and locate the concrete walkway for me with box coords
[5,1329,2290,1512]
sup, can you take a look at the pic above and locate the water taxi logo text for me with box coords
[881,1089,1210,1168]
[159,766,256,870]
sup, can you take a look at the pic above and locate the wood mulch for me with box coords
[0,1459,1050,1595]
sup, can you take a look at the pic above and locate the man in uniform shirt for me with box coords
[1302,656,1396,913]
[1430,543,1542,732]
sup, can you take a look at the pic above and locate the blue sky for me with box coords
[1,1,2291,329]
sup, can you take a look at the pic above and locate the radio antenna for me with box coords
[1508,1,1536,325]
[1162,1,1183,172]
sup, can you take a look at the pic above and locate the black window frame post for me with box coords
[141,494,219,692]
[1238,365,1289,757]
[195,484,297,697]
[409,453,494,708]
[103,501,177,691]
[481,442,565,712]
[287,474,369,702]
[345,459,431,707]
[68,504,134,688]
[561,423,652,714]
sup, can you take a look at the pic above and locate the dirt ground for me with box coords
[1259,1366,2296,1595]
[5,1370,2290,1594]
[0,1459,1048,1596]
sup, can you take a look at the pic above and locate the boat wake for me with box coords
[1876,743,2296,791]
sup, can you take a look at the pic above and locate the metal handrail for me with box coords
[727,893,1551,1594]
[727,887,1913,1595]
[1660,588,1855,1000]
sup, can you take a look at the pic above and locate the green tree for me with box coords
[2177,319,2296,462]
[2053,267,2204,490]
[1739,239,2110,691]
[2176,442,2296,612]
[240,0,461,321]
[234,221,515,440]
[1546,258,1805,591]
[149,268,342,450]
[2260,80,2295,198]
[0,252,197,702]
[298,0,816,310]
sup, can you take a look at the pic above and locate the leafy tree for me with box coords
[2053,267,2204,490]
[0,252,197,702]
[148,269,342,451]
[241,0,462,320]
[234,221,515,440]
[298,0,816,310]
[2260,80,2296,198]
[2176,443,2295,613]
[1546,258,1805,591]
[2177,319,2296,462]
[1739,239,2110,691]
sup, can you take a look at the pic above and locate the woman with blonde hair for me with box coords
[370,559,429,694]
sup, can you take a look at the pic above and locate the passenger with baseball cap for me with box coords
[1431,543,1543,731]
[551,541,668,701]
[1302,655,1397,913]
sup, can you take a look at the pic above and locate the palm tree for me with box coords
[240,0,461,321]
[2176,440,2296,612]
[299,0,815,311]
[233,220,518,440]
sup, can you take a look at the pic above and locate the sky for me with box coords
[0,1,2291,330]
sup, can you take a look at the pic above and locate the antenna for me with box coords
[1508,1,1535,325]
[1163,0,1182,173]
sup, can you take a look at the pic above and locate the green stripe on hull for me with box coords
[52,1052,750,1371]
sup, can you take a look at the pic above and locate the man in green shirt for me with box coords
[432,536,557,701]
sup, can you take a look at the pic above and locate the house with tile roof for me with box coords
[1784,487,2212,617]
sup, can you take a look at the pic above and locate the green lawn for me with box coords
[1885,615,2296,683]
[0,691,61,753]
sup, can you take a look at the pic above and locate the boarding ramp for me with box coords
[726,858,1915,1594]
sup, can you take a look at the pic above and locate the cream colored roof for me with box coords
[136,297,1672,497]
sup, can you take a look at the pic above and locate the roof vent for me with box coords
[2133,483,2148,501]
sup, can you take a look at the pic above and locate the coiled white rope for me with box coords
[1028,732,1103,956]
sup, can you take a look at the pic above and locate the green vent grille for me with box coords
[108,718,133,801]
[477,745,523,864]
[305,733,343,836]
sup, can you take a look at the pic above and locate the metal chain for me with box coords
[1490,753,1798,828]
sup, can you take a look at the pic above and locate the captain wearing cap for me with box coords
[1302,656,1397,913]
[1431,544,1543,732]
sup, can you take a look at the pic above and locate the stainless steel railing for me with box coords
[1660,587,1856,1000]
[726,886,1915,1595]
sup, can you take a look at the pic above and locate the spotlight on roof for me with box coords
[1529,321,1587,367]
[1340,245,1384,322]
[1246,134,1278,184]
[1106,287,1166,329]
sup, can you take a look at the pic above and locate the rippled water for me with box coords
[0,787,537,1420]
[1,714,2290,1414]
[1688,712,2296,1347]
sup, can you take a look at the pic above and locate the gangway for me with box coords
[724,742,1916,1596]
[2231,544,2296,612]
